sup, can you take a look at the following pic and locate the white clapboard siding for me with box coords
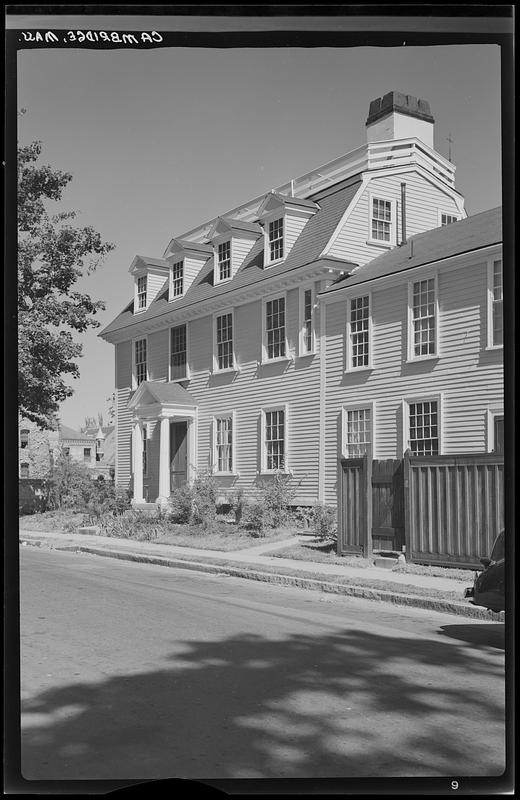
[146,271,168,306]
[116,387,132,489]
[285,214,309,256]
[232,237,256,276]
[328,171,462,265]
[184,255,207,294]
[148,329,169,382]
[323,259,503,505]
[184,284,322,504]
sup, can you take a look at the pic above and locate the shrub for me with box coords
[98,509,160,541]
[240,501,272,537]
[47,454,95,511]
[311,504,337,543]
[191,472,217,530]
[257,470,297,528]
[290,506,313,530]
[167,484,194,524]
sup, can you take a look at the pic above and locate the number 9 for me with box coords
[451,780,459,790]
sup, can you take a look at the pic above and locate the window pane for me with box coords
[409,401,439,455]
[303,289,313,352]
[492,260,503,346]
[265,409,285,470]
[372,199,391,241]
[216,417,233,472]
[135,339,147,385]
[345,408,371,457]
[349,296,370,367]
[216,313,233,370]
[171,325,187,380]
[268,218,284,261]
[171,261,184,297]
[412,279,436,356]
[218,242,231,281]
[266,298,286,359]
[493,416,504,454]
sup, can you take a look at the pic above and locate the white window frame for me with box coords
[368,193,396,247]
[213,309,236,373]
[341,401,376,459]
[214,238,233,284]
[260,403,290,474]
[263,213,285,267]
[134,274,148,313]
[402,393,444,457]
[212,411,237,475]
[486,257,503,350]
[438,210,461,227]
[298,284,316,357]
[486,408,504,454]
[262,292,288,363]
[132,336,148,389]
[407,272,439,362]
[345,292,373,372]
[169,323,190,383]
[20,429,30,449]
[20,462,30,478]
[169,259,185,301]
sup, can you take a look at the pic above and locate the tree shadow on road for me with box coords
[21,627,505,782]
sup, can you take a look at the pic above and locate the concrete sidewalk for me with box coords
[18,528,504,621]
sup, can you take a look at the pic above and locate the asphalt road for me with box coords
[18,547,506,782]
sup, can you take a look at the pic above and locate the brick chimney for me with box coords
[366,91,435,149]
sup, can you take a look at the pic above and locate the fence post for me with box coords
[403,448,411,561]
[364,454,373,559]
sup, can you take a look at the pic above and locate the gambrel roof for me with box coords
[100,178,362,338]
[321,206,502,294]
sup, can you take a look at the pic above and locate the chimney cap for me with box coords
[366,91,434,127]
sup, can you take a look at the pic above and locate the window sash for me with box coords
[408,401,439,456]
[265,409,285,471]
[170,325,187,380]
[216,313,233,370]
[441,213,458,226]
[218,241,231,281]
[20,430,29,448]
[345,408,372,457]
[137,276,147,309]
[302,289,313,353]
[349,296,370,368]
[412,278,436,356]
[493,416,504,454]
[492,260,503,346]
[371,198,391,242]
[134,339,147,385]
[83,448,91,462]
[20,463,29,478]
[265,297,286,359]
[171,260,184,297]
[215,417,233,473]
[268,218,284,261]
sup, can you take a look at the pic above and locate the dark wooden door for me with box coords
[371,459,404,551]
[170,421,188,490]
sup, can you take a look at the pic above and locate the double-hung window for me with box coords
[214,415,234,473]
[170,324,188,381]
[134,339,148,386]
[262,406,288,472]
[215,312,234,371]
[299,287,315,355]
[347,295,371,369]
[217,241,231,282]
[20,463,29,478]
[264,296,286,361]
[370,197,394,245]
[343,406,374,458]
[83,448,91,463]
[409,276,438,359]
[136,276,147,310]
[268,218,284,262]
[20,429,29,449]
[405,397,441,456]
[488,259,503,348]
[170,260,184,299]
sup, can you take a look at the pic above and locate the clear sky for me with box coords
[17,43,502,430]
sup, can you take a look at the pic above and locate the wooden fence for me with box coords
[404,452,504,568]
[339,452,504,567]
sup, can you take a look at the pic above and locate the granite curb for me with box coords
[19,534,504,621]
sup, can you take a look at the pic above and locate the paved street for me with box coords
[20,547,505,782]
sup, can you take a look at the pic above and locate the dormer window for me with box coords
[268,218,284,262]
[218,241,231,281]
[170,260,184,298]
[137,275,147,310]
[371,198,391,242]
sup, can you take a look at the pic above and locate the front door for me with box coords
[170,421,188,490]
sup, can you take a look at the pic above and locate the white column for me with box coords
[132,420,144,504]
[157,416,170,506]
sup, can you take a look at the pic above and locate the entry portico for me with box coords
[127,381,198,506]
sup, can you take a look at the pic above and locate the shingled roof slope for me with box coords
[100,179,362,338]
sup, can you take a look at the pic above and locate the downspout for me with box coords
[400,182,407,246]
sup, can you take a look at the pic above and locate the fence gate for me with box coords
[371,459,405,551]
[338,456,372,557]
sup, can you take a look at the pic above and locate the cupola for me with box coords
[366,91,435,149]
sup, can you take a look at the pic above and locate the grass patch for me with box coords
[153,524,295,551]
[19,510,85,532]
[265,539,471,582]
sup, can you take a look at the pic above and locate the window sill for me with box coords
[405,355,439,365]
[212,367,239,376]
[169,376,190,384]
[366,239,394,249]
[259,469,293,477]
[134,308,148,314]
[168,294,185,303]
[298,350,316,359]
[484,344,503,352]
[260,356,291,366]
[213,471,240,478]
[263,257,285,269]
[344,365,373,375]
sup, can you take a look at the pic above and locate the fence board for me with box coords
[338,456,371,557]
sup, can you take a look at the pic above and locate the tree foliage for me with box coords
[18,141,115,429]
